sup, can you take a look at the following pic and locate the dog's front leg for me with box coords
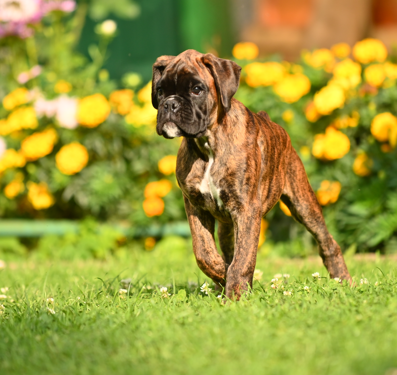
[226,204,262,300]
[183,196,227,287]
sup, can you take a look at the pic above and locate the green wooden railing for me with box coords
[0,220,191,238]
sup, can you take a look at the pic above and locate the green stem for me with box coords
[25,37,38,67]
[72,2,88,48]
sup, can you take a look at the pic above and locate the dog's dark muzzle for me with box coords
[157,96,207,139]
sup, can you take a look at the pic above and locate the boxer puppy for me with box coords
[152,49,351,300]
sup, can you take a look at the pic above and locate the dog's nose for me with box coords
[164,98,180,113]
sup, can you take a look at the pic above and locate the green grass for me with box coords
[1,248,397,375]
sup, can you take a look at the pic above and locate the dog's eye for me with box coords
[191,86,202,95]
[157,88,164,96]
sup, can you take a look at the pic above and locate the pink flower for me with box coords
[0,137,6,159]
[34,95,78,129]
[0,22,33,38]
[34,98,58,118]
[0,0,43,39]
[55,96,78,129]
[17,65,42,84]
[0,0,42,23]
[43,0,76,13]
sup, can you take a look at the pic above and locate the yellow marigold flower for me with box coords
[21,128,57,161]
[273,74,311,103]
[0,149,26,173]
[55,142,89,175]
[381,143,392,153]
[245,62,286,87]
[0,119,7,135]
[4,173,24,199]
[384,62,397,80]
[364,64,386,87]
[137,82,152,104]
[158,155,177,175]
[305,102,320,122]
[109,89,134,115]
[144,179,172,198]
[2,88,29,111]
[331,43,351,59]
[27,182,54,210]
[54,80,72,94]
[353,153,373,177]
[77,94,110,128]
[144,237,156,250]
[258,219,268,248]
[353,38,387,64]
[371,112,397,143]
[332,112,360,129]
[143,196,164,217]
[291,64,303,74]
[279,201,291,216]
[3,107,38,135]
[125,102,157,126]
[282,110,294,123]
[316,180,341,206]
[232,42,259,60]
[305,48,335,71]
[313,84,345,115]
[312,127,350,160]
[332,58,361,88]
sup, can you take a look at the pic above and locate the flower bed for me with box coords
[1,2,397,253]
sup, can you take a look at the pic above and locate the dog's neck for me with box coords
[194,133,216,162]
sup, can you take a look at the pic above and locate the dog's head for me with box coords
[151,49,241,139]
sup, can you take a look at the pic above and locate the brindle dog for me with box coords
[152,49,351,300]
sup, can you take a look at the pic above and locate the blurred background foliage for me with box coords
[1,0,397,259]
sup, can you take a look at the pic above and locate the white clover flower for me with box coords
[360,278,368,285]
[119,288,128,294]
[99,20,117,36]
[253,269,263,281]
[46,297,54,303]
[146,285,152,290]
[0,260,6,270]
[0,295,7,299]
[200,282,212,295]
[303,286,310,290]
[217,295,222,299]
[274,273,282,279]
[283,291,292,296]
[283,274,290,279]
[312,272,320,278]
[47,307,55,315]
[160,286,170,298]
[271,278,278,283]
[271,284,276,289]
[1,287,8,293]
[333,277,341,282]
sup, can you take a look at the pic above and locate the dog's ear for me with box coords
[202,54,241,113]
[152,55,175,109]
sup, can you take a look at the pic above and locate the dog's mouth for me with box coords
[161,122,182,139]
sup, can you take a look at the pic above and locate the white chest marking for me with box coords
[198,142,223,207]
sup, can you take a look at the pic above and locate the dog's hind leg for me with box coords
[184,196,227,287]
[218,222,234,266]
[282,150,351,281]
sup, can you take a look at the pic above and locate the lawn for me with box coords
[1,246,397,375]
